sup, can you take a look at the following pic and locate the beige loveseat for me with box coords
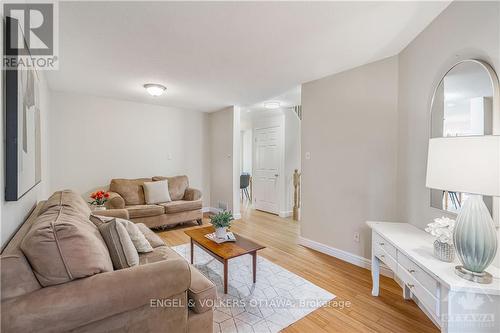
[106,175,203,229]
[1,190,216,333]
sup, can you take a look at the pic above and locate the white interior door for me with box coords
[253,126,281,214]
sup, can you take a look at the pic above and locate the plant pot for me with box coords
[215,227,227,239]
[434,240,454,262]
[94,205,106,211]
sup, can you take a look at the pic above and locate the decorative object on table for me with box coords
[293,169,301,220]
[209,210,234,239]
[426,135,500,283]
[205,231,236,243]
[5,17,42,201]
[89,191,110,211]
[425,217,455,262]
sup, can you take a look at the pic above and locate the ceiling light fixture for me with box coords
[264,101,280,109]
[144,83,166,96]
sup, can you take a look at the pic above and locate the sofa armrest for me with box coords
[1,259,191,333]
[93,208,130,220]
[184,188,202,201]
[105,191,125,209]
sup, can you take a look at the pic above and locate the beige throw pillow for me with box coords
[143,180,171,204]
[98,219,139,269]
[117,218,153,253]
[92,215,153,253]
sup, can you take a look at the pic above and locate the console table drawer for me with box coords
[397,251,438,297]
[398,263,438,317]
[373,232,397,259]
[374,243,397,272]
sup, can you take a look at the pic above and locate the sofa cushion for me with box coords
[109,178,152,205]
[126,205,165,218]
[136,223,165,248]
[40,189,91,217]
[188,265,216,314]
[160,200,202,214]
[21,206,113,287]
[138,245,184,265]
[98,219,139,269]
[152,175,189,201]
[143,180,172,204]
[0,254,41,301]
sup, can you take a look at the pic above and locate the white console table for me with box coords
[367,221,500,333]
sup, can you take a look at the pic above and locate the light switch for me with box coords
[305,152,311,160]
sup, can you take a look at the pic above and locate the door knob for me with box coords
[274,174,279,177]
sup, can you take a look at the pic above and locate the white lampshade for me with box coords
[426,136,500,197]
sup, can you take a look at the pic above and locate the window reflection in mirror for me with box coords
[430,60,495,214]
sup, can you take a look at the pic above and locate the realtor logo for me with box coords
[3,1,59,70]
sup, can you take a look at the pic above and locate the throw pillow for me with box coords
[143,180,171,204]
[117,218,154,253]
[98,218,139,269]
[91,215,153,253]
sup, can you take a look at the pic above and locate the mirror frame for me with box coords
[429,59,500,225]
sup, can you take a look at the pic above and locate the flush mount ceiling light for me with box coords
[144,83,166,96]
[264,101,280,109]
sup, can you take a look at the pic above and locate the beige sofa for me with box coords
[106,175,203,229]
[1,190,216,333]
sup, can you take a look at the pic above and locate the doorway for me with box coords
[238,86,301,219]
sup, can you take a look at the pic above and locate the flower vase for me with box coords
[215,227,227,239]
[94,205,106,211]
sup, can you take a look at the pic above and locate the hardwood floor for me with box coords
[156,207,439,333]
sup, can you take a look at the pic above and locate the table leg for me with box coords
[252,251,257,283]
[190,239,194,264]
[223,259,228,294]
[371,252,380,296]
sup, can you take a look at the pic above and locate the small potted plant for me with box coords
[210,210,234,239]
[89,190,110,211]
[425,216,456,262]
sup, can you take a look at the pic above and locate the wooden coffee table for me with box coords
[184,226,265,294]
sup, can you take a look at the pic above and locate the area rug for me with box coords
[172,244,335,333]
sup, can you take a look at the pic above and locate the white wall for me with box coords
[49,91,211,206]
[240,130,252,174]
[1,73,52,246]
[397,0,500,267]
[284,108,301,215]
[301,56,400,259]
[209,106,235,211]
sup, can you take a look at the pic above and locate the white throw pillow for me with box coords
[143,180,171,204]
[117,218,154,253]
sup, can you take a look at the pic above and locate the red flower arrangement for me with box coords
[89,190,110,206]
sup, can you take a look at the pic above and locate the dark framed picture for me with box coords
[5,16,42,201]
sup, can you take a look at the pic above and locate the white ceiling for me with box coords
[46,1,450,112]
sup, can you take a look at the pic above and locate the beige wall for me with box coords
[301,56,400,259]
[48,91,211,206]
[397,0,500,267]
[209,107,236,211]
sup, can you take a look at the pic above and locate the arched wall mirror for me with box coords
[430,59,500,217]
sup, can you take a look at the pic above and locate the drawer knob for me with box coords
[408,269,416,274]
[407,283,414,289]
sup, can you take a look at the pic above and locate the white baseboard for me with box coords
[279,211,292,218]
[298,236,394,278]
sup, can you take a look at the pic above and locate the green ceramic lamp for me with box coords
[426,136,500,284]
